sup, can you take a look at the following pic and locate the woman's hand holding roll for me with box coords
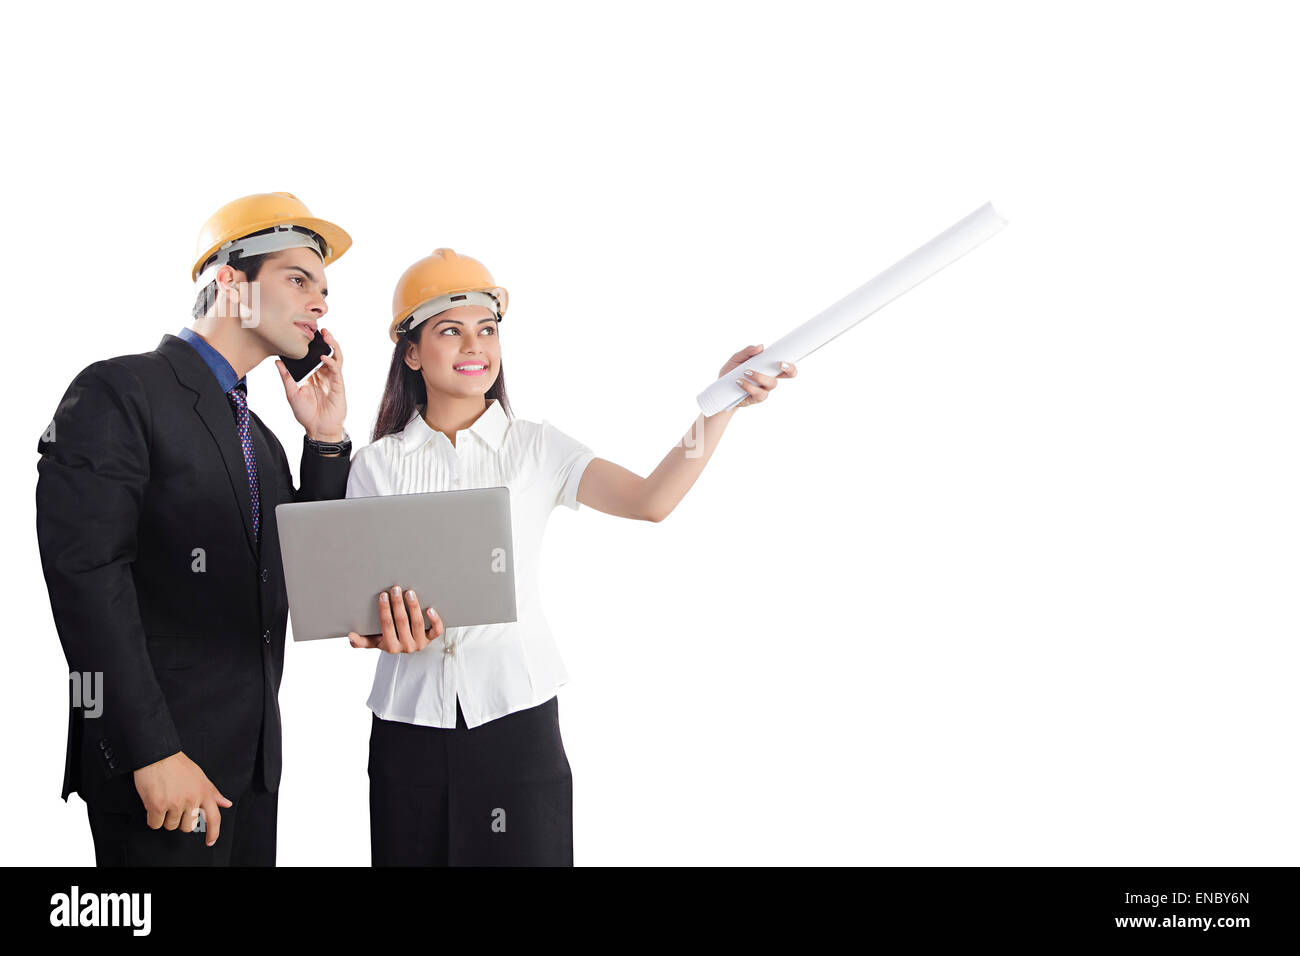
[348,585,445,653]
[718,344,797,409]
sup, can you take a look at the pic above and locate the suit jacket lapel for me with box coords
[157,334,259,560]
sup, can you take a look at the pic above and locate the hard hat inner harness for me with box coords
[397,290,504,338]
[194,224,329,290]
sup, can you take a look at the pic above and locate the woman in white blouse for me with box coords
[346,248,796,866]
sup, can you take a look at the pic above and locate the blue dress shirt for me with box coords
[177,327,246,394]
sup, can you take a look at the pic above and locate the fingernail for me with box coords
[380,592,388,604]
[735,378,746,386]
[406,589,416,600]
[780,362,790,371]
[743,369,754,376]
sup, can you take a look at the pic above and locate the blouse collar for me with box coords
[399,397,508,454]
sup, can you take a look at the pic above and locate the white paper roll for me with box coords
[696,201,1008,416]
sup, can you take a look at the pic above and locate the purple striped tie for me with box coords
[227,385,260,543]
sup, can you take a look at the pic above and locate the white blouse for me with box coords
[344,398,595,728]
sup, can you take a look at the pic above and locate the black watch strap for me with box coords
[305,430,351,456]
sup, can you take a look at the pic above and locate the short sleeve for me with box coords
[540,420,596,511]
[345,444,385,499]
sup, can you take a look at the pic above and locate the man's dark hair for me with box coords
[190,226,323,320]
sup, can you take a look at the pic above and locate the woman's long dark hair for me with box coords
[371,323,513,442]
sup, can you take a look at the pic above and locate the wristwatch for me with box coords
[305,429,352,456]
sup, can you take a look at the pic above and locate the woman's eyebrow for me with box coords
[286,264,328,298]
[434,317,497,327]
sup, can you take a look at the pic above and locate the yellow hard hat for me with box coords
[192,191,352,282]
[390,248,509,343]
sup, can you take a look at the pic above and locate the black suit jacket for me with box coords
[36,334,350,812]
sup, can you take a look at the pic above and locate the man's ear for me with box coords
[216,264,246,292]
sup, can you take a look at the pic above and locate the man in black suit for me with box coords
[36,192,355,865]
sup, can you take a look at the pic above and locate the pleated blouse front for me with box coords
[345,398,595,728]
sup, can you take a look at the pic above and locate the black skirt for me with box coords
[368,694,573,866]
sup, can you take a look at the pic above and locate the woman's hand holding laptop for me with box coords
[348,585,446,654]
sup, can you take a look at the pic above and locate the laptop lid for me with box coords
[276,487,517,641]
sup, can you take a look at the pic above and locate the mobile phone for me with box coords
[279,330,334,386]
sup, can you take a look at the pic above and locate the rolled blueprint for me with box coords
[696,201,1008,416]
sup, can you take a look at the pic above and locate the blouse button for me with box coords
[444,639,455,655]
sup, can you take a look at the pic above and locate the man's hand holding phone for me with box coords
[277,326,347,442]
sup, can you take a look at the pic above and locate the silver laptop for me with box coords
[276,487,517,641]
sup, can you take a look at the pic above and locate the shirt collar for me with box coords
[177,327,246,394]
[399,398,508,454]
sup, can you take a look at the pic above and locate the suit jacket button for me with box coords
[263,629,271,644]
[107,759,117,770]
[261,569,270,583]
[104,749,114,759]
[98,740,108,751]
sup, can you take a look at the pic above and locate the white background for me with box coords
[3,0,1296,866]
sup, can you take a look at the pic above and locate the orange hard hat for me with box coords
[389,248,509,343]
[192,191,352,282]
